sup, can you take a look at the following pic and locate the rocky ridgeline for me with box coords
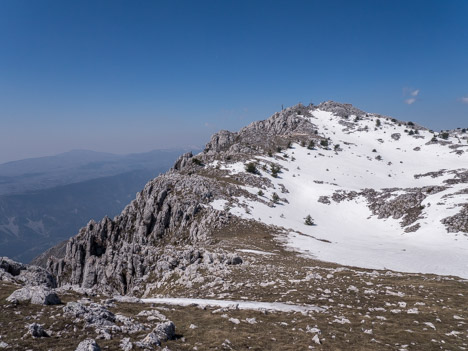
[204,105,315,155]
[204,101,368,156]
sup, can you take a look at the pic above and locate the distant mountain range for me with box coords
[0,149,194,195]
[0,148,197,262]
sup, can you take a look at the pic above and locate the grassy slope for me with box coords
[1,220,466,350]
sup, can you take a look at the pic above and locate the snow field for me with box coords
[209,110,468,278]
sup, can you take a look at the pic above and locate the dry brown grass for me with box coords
[0,219,466,350]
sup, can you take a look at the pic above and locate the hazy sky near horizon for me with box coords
[1,0,467,163]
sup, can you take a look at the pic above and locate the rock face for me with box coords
[6,285,61,305]
[172,151,193,171]
[204,104,317,155]
[47,172,232,294]
[362,188,430,228]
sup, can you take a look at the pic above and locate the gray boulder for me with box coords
[226,254,243,265]
[27,323,49,338]
[141,321,175,346]
[7,286,61,305]
[154,321,176,341]
[63,302,115,327]
[75,339,101,351]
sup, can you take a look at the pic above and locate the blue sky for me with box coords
[0,0,467,163]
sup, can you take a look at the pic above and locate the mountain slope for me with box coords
[208,103,468,277]
[4,101,467,350]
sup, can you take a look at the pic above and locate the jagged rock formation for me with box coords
[204,104,318,155]
[46,172,233,294]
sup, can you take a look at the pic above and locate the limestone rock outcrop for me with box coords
[6,285,61,305]
[47,172,230,294]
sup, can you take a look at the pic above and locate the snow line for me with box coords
[237,249,276,256]
[141,297,325,313]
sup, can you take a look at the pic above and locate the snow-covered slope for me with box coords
[208,107,468,278]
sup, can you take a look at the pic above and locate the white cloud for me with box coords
[460,96,468,104]
[403,88,419,105]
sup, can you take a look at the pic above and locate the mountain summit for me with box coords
[2,102,468,350]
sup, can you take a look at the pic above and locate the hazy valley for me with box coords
[0,149,192,262]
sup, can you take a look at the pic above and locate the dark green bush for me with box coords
[245,162,258,174]
[272,192,280,203]
[304,215,314,226]
[192,158,203,166]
